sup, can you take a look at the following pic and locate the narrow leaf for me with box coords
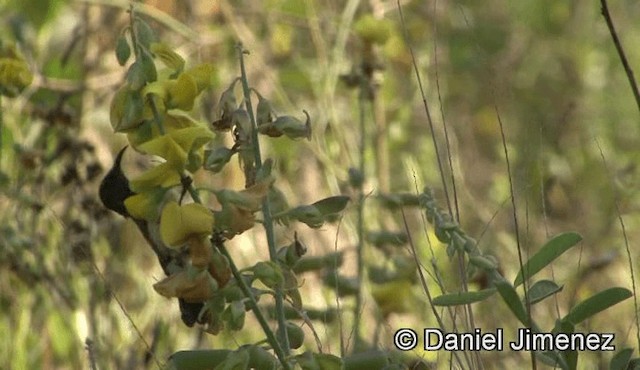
[527,280,563,305]
[514,232,582,287]
[562,287,632,325]
[495,280,529,326]
[432,288,496,306]
[609,348,633,370]
[312,195,350,216]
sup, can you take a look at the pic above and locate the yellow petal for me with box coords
[123,189,166,221]
[129,162,181,192]
[171,126,215,153]
[160,201,214,246]
[166,73,198,111]
[138,134,188,167]
[150,42,185,72]
[185,63,216,93]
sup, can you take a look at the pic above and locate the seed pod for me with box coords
[204,146,235,173]
[212,79,238,131]
[284,322,305,349]
[271,110,312,140]
[254,90,275,126]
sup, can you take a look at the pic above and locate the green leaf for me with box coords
[311,195,350,217]
[514,232,582,287]
[432,288,496,306]
[562,287,632,325]
[252,261,284,289]
[115,34,131,66]
[215,348,250,370]
[527,279,563,305]
[167,350,231,370]
[139,51,158,83]
[126,60,146,90]
[535,351,569,370]
[609,348,633,370]
[344,351,390,370]
[495,279,529,326]
[134,17,155,48]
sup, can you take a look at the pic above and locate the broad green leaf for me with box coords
[215,348,250,370]
[526,279,563,305]
[562,287,632,325]
[167,350,231,370]
[432,288,496,306]
[139,51,157,83]
[115,34,131,66]
[126,60,146,90]
[514,232,582,287]
[134,17,156,48]
[495,280,529,326]
[609,348,633,370]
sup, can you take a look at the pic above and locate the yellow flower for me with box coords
[129,162,181,193]
[123,188,167,221]
[160,201,214,247]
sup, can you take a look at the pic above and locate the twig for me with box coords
[594,138,640,351]
[600,0,640,116]
[494,106,535,370]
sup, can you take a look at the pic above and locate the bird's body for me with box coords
[99,146,134,218]
[98,146,204,327]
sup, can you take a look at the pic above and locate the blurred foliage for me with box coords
[0,0,639,369]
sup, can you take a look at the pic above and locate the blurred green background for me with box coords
[1,0,640,368]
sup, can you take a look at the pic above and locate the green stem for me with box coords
[0,95,3,169]
[353,82,368,350]
[236,43,290,354]
[217,242,291,370]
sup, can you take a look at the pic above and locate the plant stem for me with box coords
[353,82,368,350]
[236,43,290,354]
[217,241,291,370]
[0,95,3,168]
[600,0,640,116]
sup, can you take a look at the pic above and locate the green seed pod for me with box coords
[222,300,246,331]
[255,90,275,126]
[284,322,305,349]
[204,146,235,173]
[252,261,284,289]
[246,345,279,369]
[271,110,311,140]
[463,236,478,253]
[469,254,497,271]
